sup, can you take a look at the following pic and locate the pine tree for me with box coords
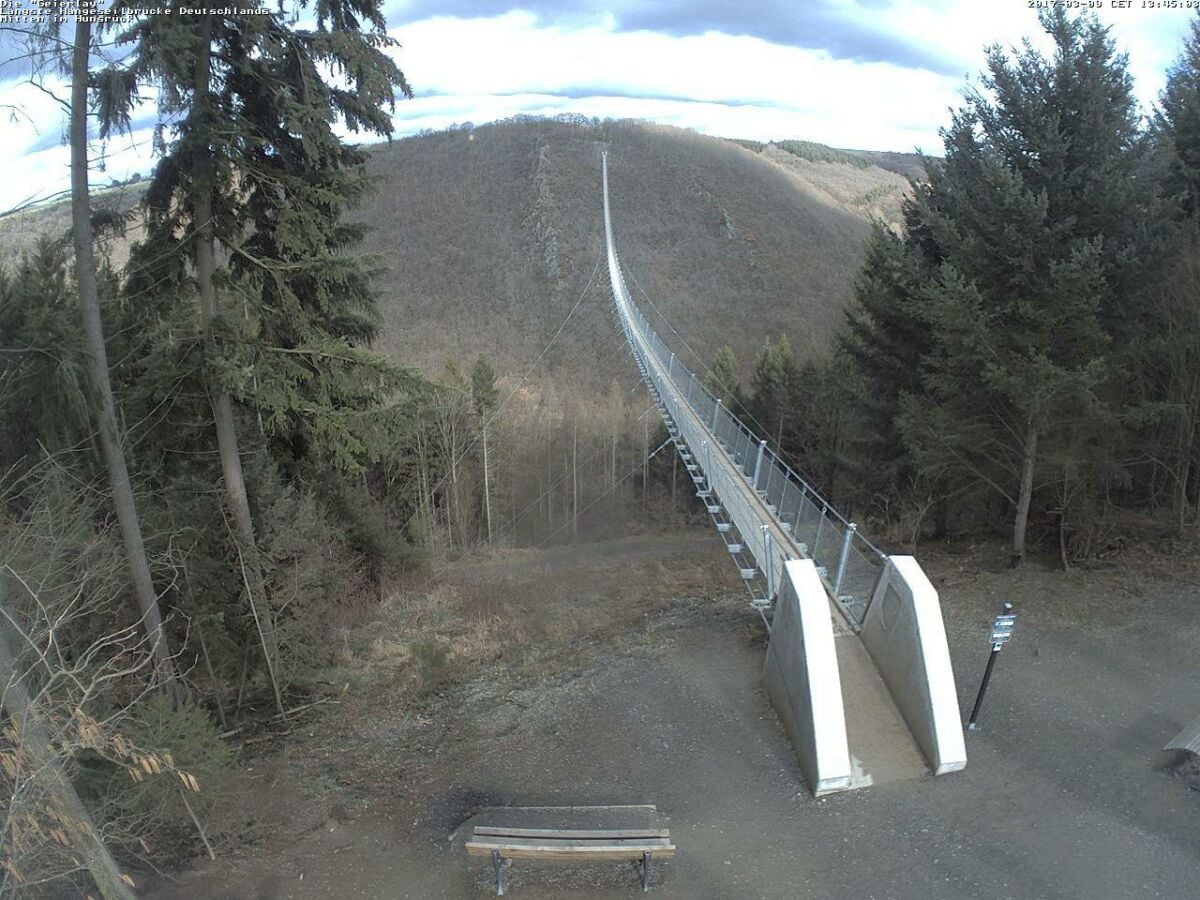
[750,336,797,448]
[1157,15,1200,219]
[0,239,90,466]
[471,356,500,419]
[705,346,744,410]
[94,5,412,711]
[840,221,930,501]
[1142,14,1200,527]
[843,9,1155,563]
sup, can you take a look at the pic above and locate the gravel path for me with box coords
[150,539,1200,899]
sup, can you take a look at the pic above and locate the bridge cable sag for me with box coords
[397,251,604,538]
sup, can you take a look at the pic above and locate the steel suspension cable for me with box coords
[536,436,673,548]
[398,250,604,537]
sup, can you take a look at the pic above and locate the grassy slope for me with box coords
[759,144,912,231]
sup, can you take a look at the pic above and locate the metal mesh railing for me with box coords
[603,159,886,627]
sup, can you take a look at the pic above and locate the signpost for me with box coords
[967,602,1017,731]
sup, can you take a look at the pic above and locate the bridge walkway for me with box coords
[601,153,925,786]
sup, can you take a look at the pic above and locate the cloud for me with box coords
[398,13,960,135]
[385,0,961,73]
[386,1,1200,107]
[2,2,1197,211]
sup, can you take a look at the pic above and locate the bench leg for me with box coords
[641,850,652,892]
[491,849,507,896]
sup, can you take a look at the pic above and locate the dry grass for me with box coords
[759,144,913,228]
[321,534,739,700]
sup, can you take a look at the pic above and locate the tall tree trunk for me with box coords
[1178,410,1195,532]
[1011,420,1039,568]
[642,417,648,511]
[610,432,616,508]
[0,578,137,900]
[482,424,492,544]
[671,448,677,508]
[71,18,180,703]
[545,419,553,534]
[572,416,578,537]
[191,16,283,716]
[448,414,459,547]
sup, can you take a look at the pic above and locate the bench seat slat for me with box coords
[467,836,674,851]
[473,826,669,840]
[466,837,676,861]
[469,847,676,861]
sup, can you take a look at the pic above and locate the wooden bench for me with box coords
[463,805,675,895]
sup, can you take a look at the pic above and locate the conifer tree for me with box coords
[840,221,930,500]
[750,336,797,448]
[1157,15,1200,218]
[705,346,744,410]
[0,239,90,466]
[843,9,1154,563]
[95,3,412,711]
[1144,13,1200,526]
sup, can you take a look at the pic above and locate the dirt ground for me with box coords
[143,530,1200,899]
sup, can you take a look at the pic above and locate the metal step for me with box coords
[727,543,743,554]
[705,504,721,514]
[739,568,758,580]
[716,523,731,533]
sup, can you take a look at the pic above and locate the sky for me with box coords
[0,0,1197,212]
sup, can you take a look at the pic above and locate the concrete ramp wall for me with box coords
[764,559,852,795]
[860,556,967,775]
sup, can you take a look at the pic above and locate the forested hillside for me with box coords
[2,120,915,388]
[348,119,917,381]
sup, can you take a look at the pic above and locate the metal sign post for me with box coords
[967,602,1016,731]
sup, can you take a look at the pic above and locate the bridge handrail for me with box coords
[613,257,874,544]
[604,160,885,623]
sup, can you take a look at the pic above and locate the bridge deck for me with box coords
[617,271,925,785]
[599,148,938,786]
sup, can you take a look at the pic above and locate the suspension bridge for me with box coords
[601,151,966,794]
